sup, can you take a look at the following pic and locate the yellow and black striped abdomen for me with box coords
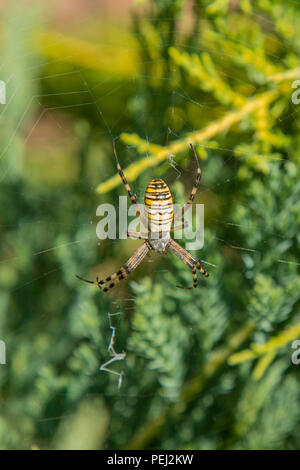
[144,179,174,234]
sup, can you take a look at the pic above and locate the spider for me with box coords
[76,142,209,292]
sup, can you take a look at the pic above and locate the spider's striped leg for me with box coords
[174,143,202,222]
[101,241,151,292]
[167,238,209,289]
[177,261,198,290]
[170,221,189,232]
[127,231,148,240]
[76,241,151,292]
[169,238,209,277]
[167,240,198,289]
[76,272,121,289]
[113,141,148,229]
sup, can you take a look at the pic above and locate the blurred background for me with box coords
[0,0,300,450]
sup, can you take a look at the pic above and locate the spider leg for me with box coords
[127,230,148,240]
[170,222,189,232]
[75,275,96,285]
[178,262,198,290]
[113,140,148,229]
[75,273,119,290]
[174,143,202,222]
[167,238,209,289]
[76,241,151,292]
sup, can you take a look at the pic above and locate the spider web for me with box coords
[0,0,299,444]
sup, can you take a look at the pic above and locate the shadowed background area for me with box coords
[0,0,300,450]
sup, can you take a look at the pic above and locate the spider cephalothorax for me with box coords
[76,142,209,292]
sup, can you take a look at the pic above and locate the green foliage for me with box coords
[0,0,300,450]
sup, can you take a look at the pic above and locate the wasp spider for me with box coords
[76,142,209,292]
